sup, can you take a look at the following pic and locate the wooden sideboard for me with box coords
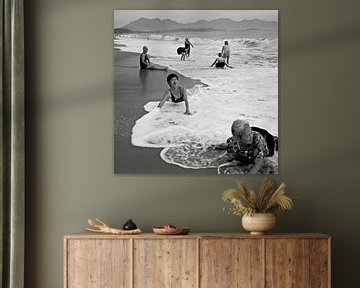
[64,233,330,288]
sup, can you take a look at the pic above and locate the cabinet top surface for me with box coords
[64,232,330,240]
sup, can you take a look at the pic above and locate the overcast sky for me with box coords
[114,10,278,28]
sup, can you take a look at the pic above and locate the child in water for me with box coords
[157,73,192,115]
[214,119,274,174]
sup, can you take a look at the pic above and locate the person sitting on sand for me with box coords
[139,46,168,70]
[211,53,233,68]
[185,38,194,58]
[214,119,274,174]
[221,40,230,64]
[157,73,191,115]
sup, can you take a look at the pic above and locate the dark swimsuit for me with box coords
[139,53,149,69]
[169,87,185,103]
[177,47,186,55]
[215,62,225,68]
[185,42,191,55]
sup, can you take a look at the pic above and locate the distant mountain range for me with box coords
[117,17,277,33]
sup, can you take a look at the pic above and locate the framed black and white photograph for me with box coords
[114,10,278,174]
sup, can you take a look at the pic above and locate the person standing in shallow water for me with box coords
[157,73,192,115]
[221,41,230,64]
[139,46,168,70]
[176,47,187,61]
[184,38,194,58]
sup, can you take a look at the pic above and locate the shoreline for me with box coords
[114,49,216,174]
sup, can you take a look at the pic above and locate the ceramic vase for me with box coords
[242,213,276,235]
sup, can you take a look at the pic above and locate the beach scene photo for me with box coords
[114,10,278,174]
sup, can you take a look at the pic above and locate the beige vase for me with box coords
[242,213,276,235]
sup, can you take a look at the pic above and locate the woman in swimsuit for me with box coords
[157,73,191,115]
[211,53,233,68]
[139,46,168,70]
[177,47,187,61]
[184,38,194,58]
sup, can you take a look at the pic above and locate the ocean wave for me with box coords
[232,37,277,48]
[116,34,278,47]
[119,33,181,42]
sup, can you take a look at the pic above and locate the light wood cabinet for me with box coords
[64,233,330,288]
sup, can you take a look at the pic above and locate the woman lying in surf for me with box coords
[157,73,192,115]
[139,46,168,71]
[210,53,233,68]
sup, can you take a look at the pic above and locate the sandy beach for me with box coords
[114,50,215,174]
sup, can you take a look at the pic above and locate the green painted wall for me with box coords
[25,0,360,287]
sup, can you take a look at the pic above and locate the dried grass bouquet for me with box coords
[222,178,294,216]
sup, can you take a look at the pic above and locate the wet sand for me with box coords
[114,50,215,174]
